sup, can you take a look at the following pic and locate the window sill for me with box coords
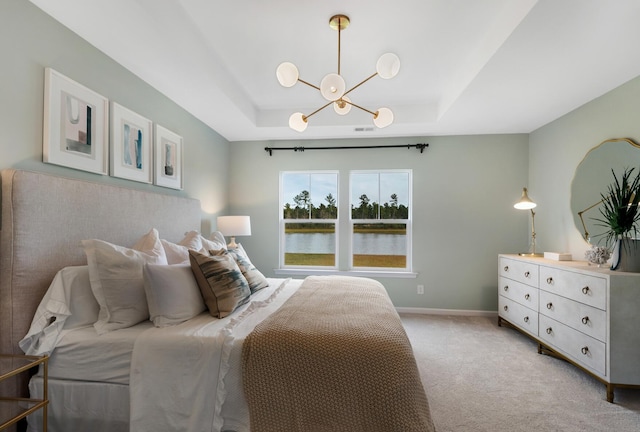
[273,269,417,279]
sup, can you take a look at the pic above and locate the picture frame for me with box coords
[43,68,109,175]
[110,102,153,183]
[154,125,183,190]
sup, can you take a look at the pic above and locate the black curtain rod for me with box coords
[264,143,428,156]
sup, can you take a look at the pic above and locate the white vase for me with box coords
[611,238,640,272]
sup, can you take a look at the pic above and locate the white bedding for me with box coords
[28,378,129,432]
[130,277,300,432]
[43,321,154,384]
[28,277,301,432]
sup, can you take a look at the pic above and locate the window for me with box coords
[280,171,338,268]
[350,170,411,271]
[280,169,412,273]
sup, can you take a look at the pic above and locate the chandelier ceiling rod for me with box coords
[276,14,400,132]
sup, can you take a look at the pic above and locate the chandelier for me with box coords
[276,14,400,132]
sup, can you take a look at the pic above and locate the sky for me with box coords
[281,171,409,207]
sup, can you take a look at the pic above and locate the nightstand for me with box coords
[0,354,48,431]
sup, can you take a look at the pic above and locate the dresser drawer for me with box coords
[539,314,606,376]
[539,266,606,310]
[498,296,538,337]
[499,276,538,311]
[539,290,606,342]
[499,257,538,287]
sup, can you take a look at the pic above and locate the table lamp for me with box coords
[217,215,251,248]
[514,187,542,256]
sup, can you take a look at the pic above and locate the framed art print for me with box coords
[154,124,183,190]
[43,68,109,175]
[110,102,153,183]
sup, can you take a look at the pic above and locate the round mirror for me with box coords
[570,138,640,246]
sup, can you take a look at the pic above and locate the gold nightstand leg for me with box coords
[43,359,48,432]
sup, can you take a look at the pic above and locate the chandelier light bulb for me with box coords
[320,73,346,101]
[276,62,299,87]
[333,96,352,115]
[373,107,394,128]
[376,53,401,79]
[289,112,308,132]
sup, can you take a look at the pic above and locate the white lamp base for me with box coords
[227,237,238,249]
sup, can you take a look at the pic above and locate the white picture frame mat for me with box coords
[43,68,109,175]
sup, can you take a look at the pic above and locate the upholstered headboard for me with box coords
[0,169,201,399]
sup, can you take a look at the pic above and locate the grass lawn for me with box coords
[285,253,406,268]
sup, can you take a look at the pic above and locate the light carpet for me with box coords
[400,314,640,432]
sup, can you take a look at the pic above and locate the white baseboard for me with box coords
[396,307,497,318]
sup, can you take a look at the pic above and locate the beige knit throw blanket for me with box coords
[242,275,436,432]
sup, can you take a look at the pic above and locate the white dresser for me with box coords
[498,254,640,402]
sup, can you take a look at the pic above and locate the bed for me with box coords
[0,169,435,432]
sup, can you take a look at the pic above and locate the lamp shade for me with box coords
[373,107,394,128]
[217,216,251,237]
[320,73,346,101]
[333,96,352,115]
[276,62,299,87]
[514,187,537,210]
[376,53,400,79]
[289,112,308,132]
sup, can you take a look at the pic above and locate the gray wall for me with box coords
[12,0,635,312]
[529,75,640,259]
[229,135,530,311]
[0,0,230,233]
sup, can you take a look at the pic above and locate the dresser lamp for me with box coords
[514,187,542,257]
[217,215,251,249]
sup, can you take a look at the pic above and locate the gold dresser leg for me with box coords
[606,384,615,403]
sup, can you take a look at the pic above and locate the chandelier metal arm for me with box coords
[343,72,379,97]
[341,99,377,116]
[297,78,320,91]
[304,100,334,120]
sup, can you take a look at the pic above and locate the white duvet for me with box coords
[129,277,301,432]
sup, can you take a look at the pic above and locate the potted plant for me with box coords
[594,167,640,271]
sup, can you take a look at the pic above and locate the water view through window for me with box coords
[281,169,411,270]
[284,223,407,268]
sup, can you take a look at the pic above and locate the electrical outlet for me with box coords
[417,284,424,295]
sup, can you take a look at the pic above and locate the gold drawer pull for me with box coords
[546,302,553,310]
[582,316,590,325]
[546,327,553,334]
[523,316,529,323]
[581,346,589,355]
[503,305,508,312]
[525,293,530,300]
[546,277,553,284]
[582,286,590,295]
[504,265,509,272]
[503,285,509,292]
[524,271,530,278]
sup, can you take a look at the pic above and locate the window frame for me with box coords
[279,170,339,270]
[348,169,412,272]
[277,168,414,277]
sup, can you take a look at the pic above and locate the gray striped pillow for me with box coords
[188,249,250,318]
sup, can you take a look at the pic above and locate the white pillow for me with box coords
[176,230,227,253]
[19,265,98,355]
[179,230,204,251]
[65,267,101,329]
[162,231,226,264]
[83,228,168,335]
[207,231,227,251]
[143,264,206,327]
[161,239,190,265]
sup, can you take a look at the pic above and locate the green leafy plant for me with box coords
[594,167,640,247]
